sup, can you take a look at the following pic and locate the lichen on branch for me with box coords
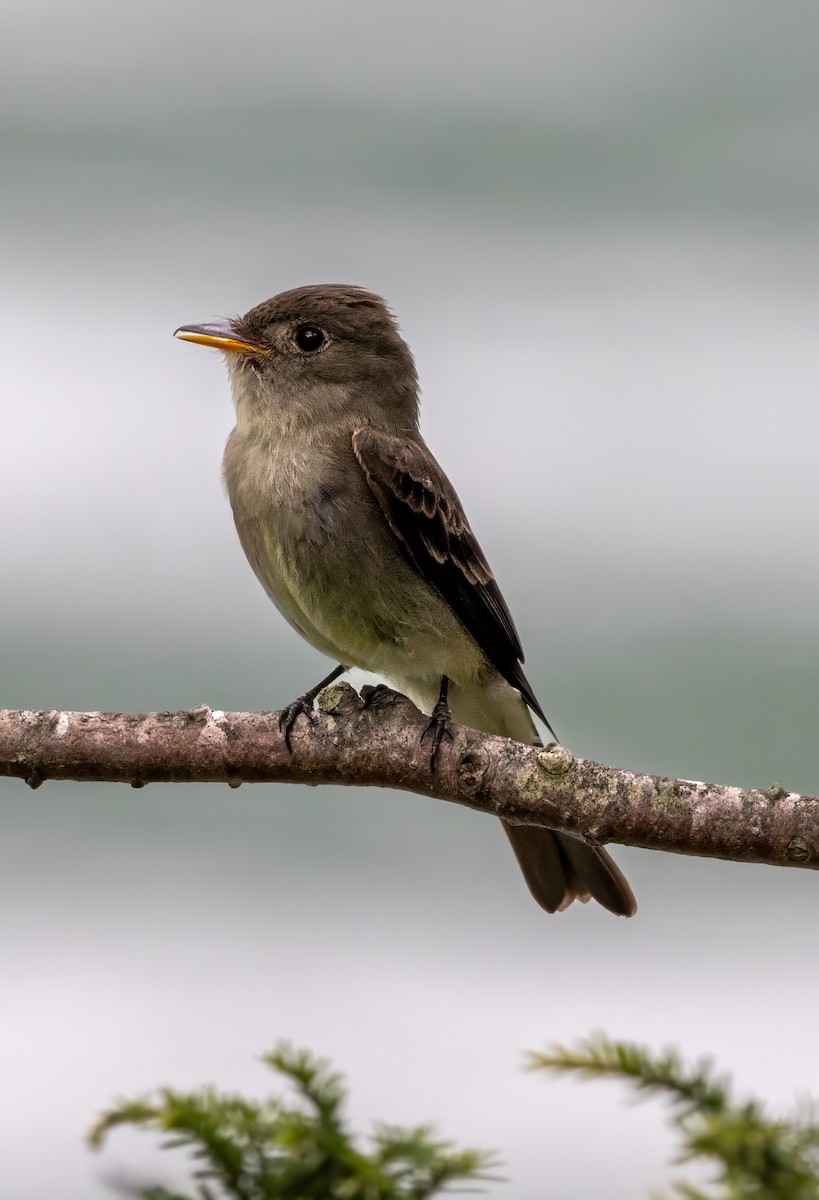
[0,683,815,871]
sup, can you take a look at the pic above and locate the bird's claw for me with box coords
[420,701,454,773]
[279,695,316,752]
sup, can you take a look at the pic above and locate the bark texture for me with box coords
[0,683,815,870]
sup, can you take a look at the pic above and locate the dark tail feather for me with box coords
[556,832,637,917]
[501,820,573,914]
[501,821,637,917]
[442,678,636,917]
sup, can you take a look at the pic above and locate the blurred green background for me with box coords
[2,2,818,1196]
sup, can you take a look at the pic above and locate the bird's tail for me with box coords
[501,820,636,916]
[449,676,637,917]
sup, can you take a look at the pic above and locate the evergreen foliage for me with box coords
[89,1035,819,1198]
[88,1042,497,1199]
[530,1034,819,1200]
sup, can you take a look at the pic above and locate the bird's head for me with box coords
[175,284,419,435]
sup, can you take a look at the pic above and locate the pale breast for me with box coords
[222,424,489,688]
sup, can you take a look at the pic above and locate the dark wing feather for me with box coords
[352,426,553,734]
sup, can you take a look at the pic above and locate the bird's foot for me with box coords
[421,688,454,774]
[279,695,316,751]
[361,683,398,709]
[278,665,346,752]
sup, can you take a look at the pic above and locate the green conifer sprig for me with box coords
[530,1034,819,1200]
[88,1041,497,1200]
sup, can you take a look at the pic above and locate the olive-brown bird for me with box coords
[176,285,636,916]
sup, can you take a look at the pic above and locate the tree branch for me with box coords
[0,683,815,870]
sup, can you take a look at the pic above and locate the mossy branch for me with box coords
[1,683,816,871]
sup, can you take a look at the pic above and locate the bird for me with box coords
[175,284,636,917]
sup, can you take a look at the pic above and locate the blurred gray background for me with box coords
[2,1,818,1196]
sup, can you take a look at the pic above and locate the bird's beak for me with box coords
[174,322,265,355]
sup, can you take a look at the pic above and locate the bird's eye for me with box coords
[294,324,326,352]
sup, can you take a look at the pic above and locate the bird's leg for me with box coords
[421,675,454,773]
[279,664,346,751]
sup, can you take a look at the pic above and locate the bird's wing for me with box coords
[352,426,551,731]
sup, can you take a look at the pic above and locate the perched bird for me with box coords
[175,285,636,916]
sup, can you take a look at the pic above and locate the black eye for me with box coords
[294,324,326,352]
